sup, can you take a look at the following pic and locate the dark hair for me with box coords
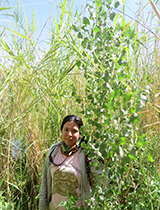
[60,115,83,131]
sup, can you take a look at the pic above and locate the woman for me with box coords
[39,115,100,210]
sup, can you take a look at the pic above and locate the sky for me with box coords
[0,0,159,48]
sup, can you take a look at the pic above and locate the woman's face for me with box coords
[61,121,80,147]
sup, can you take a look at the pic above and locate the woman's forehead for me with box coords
[63,121,79,129]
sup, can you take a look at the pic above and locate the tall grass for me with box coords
[0,1,85,209]
[0,0,160,209]
[133,0,160,164]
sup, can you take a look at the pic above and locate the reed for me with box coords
[133,0,160,166]
[0,1,85,209]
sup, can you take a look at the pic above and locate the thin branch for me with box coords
[114,7,160,40]
[150,0,160,21]
[142,121,160,129]
[0,0,3,8]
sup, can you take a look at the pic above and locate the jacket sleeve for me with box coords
[39,157,48,210]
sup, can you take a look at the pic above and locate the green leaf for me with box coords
[72,85,76,97]
[1,38,15,56]
[0,7,11,11]
[120,137,126,145]
[122,156,131,164]
[118,166,124,175]
[94,25,100,33]
[0,173,7,188]
[107,0,112,5]
[58,201,67,208]
[78,32,83,38]
[137,134,146,147]
[95,141,100,148]
[130,112,138,123]
[95,0,103,7]
[83,17,90,25]
[114,1,120,8]
[114,88,121,98]
[76,97,81,103]
[142,168,146,175]
[53,17,60,35]
[148,153,154,162]
[110,12,116,21]
[128,154,135,160]
[123,93,132,102]
[81,142,87,148]
[60,0,67,27]
[81,37,88,48]
[76,60,81,67]
[5,181,21,192]
[72,24,79,32]
[104,71,109,82]
[118,70,126,81]
[113,14,119,28]
[100,142,108,157]
[122,18,125,28]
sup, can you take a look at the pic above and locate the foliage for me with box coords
[0,191,14,210]
[57,0,160,209]
[0,0,160,209]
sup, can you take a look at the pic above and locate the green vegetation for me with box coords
[0,0,160,209]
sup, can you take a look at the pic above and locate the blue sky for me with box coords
[10,0,154,22]
[0,0,159,46]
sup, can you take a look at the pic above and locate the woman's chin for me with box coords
[65,140,75,147]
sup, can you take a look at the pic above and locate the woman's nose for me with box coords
[68,130,72,136]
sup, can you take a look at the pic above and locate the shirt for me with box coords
[49,148,83,209]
